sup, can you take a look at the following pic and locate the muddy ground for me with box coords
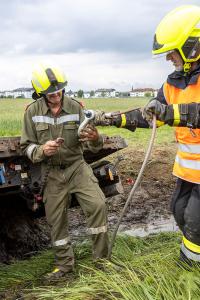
[69,145,177,238]
[0,145,177,263]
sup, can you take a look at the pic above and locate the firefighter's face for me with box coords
[166,50,184,71]
[46,90,62,104]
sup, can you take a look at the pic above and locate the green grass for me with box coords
[0,97,175,147]
[0,98,30,136]
[1,233,200,300]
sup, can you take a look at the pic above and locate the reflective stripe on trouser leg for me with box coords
[181,235,200,262]
[43,168,74,271]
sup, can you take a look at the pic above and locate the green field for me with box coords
[1,233,200,300]
[0,97,174,146]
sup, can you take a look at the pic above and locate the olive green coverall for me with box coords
[20,96,109,272]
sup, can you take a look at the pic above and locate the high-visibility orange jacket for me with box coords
[158,67,200,184]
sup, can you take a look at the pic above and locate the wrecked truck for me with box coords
[0,135,127,263]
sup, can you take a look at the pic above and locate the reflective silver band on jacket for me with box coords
[175,156,200,170]
[87,225,107,235]
[32,114,79,125]
[26,144,37,159]
[54,237,70,247]
[181,243,200,262]
[178,143,200,154]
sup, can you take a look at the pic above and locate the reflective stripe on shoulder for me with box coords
[87,225,107,235]
[178,143,200,154]
[54,237,70,247]
[175,155,200,170]
[26,144,37,159]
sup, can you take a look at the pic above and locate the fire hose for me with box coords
[79,110,157,264]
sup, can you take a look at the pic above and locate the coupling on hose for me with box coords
[78,110,96,137]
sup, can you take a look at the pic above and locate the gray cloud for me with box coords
[0,0,199,57]
[0,0,200,90]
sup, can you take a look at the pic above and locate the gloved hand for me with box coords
[142,99,167,122]
[112,109,149,131]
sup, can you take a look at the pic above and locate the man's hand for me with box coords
[42,140,61,156]
[79,124,99,142]
[142,99,167,122]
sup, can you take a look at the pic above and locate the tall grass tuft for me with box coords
[24,233,200,300]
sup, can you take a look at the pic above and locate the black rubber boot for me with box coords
[177,250,200,270]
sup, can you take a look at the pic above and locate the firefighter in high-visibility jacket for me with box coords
[109,5,200,267]
[144,5,200,267]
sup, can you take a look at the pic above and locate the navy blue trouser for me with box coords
[171,178,200,245]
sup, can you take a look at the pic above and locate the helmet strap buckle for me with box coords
[184,62,191,73]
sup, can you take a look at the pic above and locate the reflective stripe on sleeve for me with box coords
[173,104,180,126]
[53,237,70,247]
[156,120,165,127]
[87,225,107,235]
[175,155,200,170]
[120,114,126,128]
[26,144,37,159]
[178,143,200,154]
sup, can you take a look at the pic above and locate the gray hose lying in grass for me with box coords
[108,115,157,262]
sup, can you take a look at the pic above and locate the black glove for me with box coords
[142,99,167,122]
[165,103,200,128]
[112,109,149,131]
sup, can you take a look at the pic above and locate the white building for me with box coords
[0,88,34,99]
[94,88,116,98]
[130,88,155,97]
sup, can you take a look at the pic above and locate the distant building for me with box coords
[94,88,116,98]
[130,88,155,97]
[65,90,78,98]
[83,91,91,98]
[0,88,34,99]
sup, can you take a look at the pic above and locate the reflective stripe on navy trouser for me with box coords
[43,161,109,272]
[171,178,200,263]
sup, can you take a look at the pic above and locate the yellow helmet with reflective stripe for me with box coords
[31,64,68,97]
[153,5,200,70]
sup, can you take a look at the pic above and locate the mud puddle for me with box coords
[121,215,179,237]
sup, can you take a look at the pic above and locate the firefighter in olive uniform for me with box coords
[110,5,200,267]
[20,64,109,280]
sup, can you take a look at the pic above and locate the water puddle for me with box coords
[121,215,179,237]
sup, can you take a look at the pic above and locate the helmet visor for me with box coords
[152,50,176,59]
[46,88,64,96]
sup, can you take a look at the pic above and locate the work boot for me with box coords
[94,258,123,272]
[43,266,74,282]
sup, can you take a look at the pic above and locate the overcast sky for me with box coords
[0,0,199,92]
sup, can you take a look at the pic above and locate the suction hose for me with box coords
[107,114,157,261]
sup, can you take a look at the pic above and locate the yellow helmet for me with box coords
[153,5,200,71]
[31,64,68,97]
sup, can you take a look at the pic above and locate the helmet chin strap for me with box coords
[183,62,191,73]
